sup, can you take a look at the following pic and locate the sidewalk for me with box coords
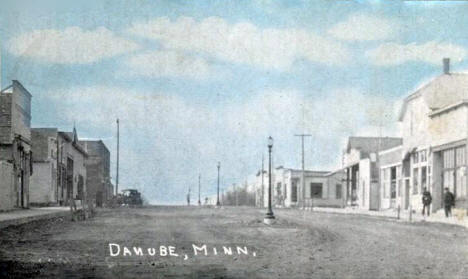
[0,207,70,229]
[311,206,468,229]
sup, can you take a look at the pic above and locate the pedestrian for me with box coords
[187,192,190,206]
[421,187,432,217]
[443,187,455,218]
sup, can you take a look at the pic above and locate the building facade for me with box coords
[255,166,345,208]
[80,140,113,207]
[397,59,468,213]
[343,137,403,210]
[30,128,87,205]
[0,81,32,210]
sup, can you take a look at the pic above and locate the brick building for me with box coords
[30,127,87,205]
[80,140,113,207]
[0,81,32,210]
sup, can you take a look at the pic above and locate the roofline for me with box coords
[397,73,468,121]
[58,131,88,157]
[378,145,404,156]
[79,139,110,153]
[12,80,32,98]
[429,99,468,118]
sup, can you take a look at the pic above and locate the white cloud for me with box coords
[328,14,398,41]
[124,50,213,79]
[366,41,467,66]
[7,27,140,64]
[127,16,349,70]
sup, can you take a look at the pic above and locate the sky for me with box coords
[1,0,468,204]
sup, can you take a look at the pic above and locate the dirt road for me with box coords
[0,206,467,278]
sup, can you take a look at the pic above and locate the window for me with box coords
[397,165,402,197]
[291,180,298,202]
[420,150,427,162]
[413,152,419,164]
[421,166,427,192]
[413,168,419,194]
[391,167,397,199]
[336,184,342,199]
[310,183,323,198]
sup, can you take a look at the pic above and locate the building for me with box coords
[255,166,345,208]
[30,127,87,205]
[343,136,403,210]
[80,140,113,207]
[378,145,404,210]
[397,58,468,213]
[0,81,32,210]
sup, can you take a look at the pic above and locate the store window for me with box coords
[421,166,427,192]
[310,183,323,198]
[413,168,419,194]
[391,167,397,199]
[413,152,419,164]
[291,180,298,202]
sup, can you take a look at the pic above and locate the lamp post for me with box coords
[264,136,275,224]
[216,162,221,206]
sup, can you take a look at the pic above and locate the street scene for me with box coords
[1,207,467,278]
[1,0,468,278]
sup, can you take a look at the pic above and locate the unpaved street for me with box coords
[1,206,467,278]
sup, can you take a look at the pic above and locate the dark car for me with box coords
[121,189,143,207]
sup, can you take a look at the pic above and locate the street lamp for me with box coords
[264,136,275,224]
[216,162,221,206]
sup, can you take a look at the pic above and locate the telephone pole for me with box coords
[116,119,120,196]
[198,174,201,206]
[295,134,312,209]
[261,154,264,208]
[216,162,221,206]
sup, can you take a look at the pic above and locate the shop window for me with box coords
[420,150,427,162]
[421,167,427,192]
[391,167,397,199]
[413,168,419,194]
[413,152,419,164]
[310,183,323,198]
[291,181,297,202]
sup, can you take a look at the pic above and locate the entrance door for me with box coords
[18,172,24,207]
[405,179,410,210]
[96,191,103,207]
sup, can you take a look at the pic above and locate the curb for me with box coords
[0,210,70,230]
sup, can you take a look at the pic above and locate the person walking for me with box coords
[443,187,455,218]
[421,187,432,217]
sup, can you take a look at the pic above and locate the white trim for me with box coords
[380,162,402,169]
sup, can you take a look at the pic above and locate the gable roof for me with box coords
[399,73,468,121]
[346,137,402,157]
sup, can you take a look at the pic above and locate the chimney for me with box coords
[443,58,450,74]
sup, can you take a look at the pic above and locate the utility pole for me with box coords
[261,154,264,208]
[116,119,120,196]
[198,174,201,206]
[295,134,312,210]
[216,162,221,206]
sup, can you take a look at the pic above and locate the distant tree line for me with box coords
[222,186,256,206]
